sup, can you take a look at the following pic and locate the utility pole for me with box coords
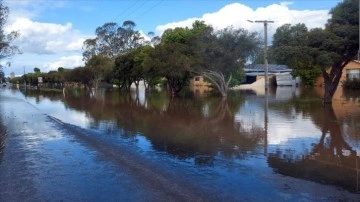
[248,20,274,90]
[256,20,274,90]
[248,19,274,157]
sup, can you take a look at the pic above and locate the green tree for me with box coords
[66,67,93,89]
[0,0,20,61]
[194,24,261,96]
[112,51,136,91]
[150,26,194,95]
[315,0,358,103]
[82,20,143,61]
[145,21,260,97]
[33,67,41,73]
[272,23,322,86]
[272,0,358,103]
[85,55,113,89]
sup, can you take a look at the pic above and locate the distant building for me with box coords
[243,64,292,84]
[10,72,15,79]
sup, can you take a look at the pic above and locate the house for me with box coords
[315,60,360,114]
[190,75,209,87]
[243,64,300,86]
[189,75,212,96]
[315,60,360,86]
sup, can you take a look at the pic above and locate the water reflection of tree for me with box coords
[23,89,266,165]
[0,105,5,164]
[268,105,360,193]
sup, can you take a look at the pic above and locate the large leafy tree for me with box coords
[145,21,260,96]
[146,41,192,95]
[82,20,143,61]
[192,22,260,96]
[272,0,358,103]
[272,23,322,86]
[148,27,195,96]
[0,0,19,84]
[0,0,19,61]
[85,55,113,89]
[112,51,136,91]
[315,0,358,103]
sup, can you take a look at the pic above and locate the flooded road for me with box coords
[0,86,359,201]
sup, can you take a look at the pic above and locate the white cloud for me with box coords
[280,1,294,7]
[42,55,84,72]
[155,2,330,38]
[5,17,86,54]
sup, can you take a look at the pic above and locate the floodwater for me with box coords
[0,85,360,201]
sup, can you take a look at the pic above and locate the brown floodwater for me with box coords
[1,85,360,200]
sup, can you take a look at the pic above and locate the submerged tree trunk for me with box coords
[134,80,140,90]
[322,59,351,104]
[201,70,231,97]
[166,76,187,97]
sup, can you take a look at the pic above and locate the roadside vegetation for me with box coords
[342,79,360,90]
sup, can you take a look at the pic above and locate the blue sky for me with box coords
[3,0,342,76]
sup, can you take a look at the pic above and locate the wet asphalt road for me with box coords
[0,94,207,201]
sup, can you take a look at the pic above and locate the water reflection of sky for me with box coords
[6,89,93,128]
[235,95,321,156]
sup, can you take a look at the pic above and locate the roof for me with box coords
[244,64,292,73]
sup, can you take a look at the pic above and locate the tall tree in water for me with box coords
[272,0,358,103]
[315,0,359,103]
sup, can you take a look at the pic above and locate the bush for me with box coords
[342,78,360,89]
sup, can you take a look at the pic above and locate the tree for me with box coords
[131,45,155,90]
[85,55,113,89]
[144,21,260,97]
[0,0,20,61]
[195,24,261,96]
[82,20,143,61]
[112,51,136,91]
[33,67,41,73]
[272,23,322,86]
[145,27,194,96]
[315,0,359,103]
[66,67,93,89]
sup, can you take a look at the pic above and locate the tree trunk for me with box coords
[134,80,139,90]
[322,60,351,104]
[201,70,231,97]
[143,80,149,92]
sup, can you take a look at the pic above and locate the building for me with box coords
[189,75,212,96]
[243,64,300,86]
[315,60,360,86]
[10,72,15,79]
[315,60,360,114]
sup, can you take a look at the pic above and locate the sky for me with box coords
[2,0,343,76]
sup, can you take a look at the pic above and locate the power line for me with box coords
[111,0,141,22]
[116,0,149,23]
[133,0,163,21]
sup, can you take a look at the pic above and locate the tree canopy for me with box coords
[272,23,322,86]
[82,20,144,61]
[0,0,20,61]
[272,0,358,102]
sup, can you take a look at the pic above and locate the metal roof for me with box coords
[244,64,292,73]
